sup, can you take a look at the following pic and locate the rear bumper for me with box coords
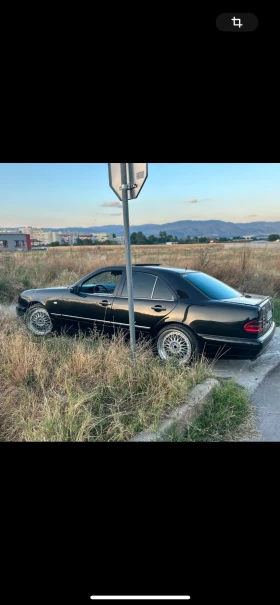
[198,321,276,359]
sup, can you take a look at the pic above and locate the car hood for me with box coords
[21,287,69,297]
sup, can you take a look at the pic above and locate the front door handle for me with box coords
[100,300,112,307]
[151,305,166,311]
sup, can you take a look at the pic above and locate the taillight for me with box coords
[244,319,264,333]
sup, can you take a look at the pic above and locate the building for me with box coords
[30,238,43,247]
[72,233,111,244]
[73,234,95,243]
[60,234,75,245]
[0,232,31,252]
[91,233,110,242]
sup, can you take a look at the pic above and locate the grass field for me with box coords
[0,313,254,443]
[0,313,212,442]
[273,299,280,327]
[171,380,257,442]
[0,244,277,441]
[0,244,280,321]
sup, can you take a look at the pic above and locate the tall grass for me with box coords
[1,244,280,304]
[0,314,211,441]
[171,380,256,442]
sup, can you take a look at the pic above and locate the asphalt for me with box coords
[213,327,280,441]
[213,327,280,394]
[248,362,280,441]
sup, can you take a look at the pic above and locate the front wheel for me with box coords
[25,304,53,336]
[156,324,201,364]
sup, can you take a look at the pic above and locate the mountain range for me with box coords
[31,220,280,238]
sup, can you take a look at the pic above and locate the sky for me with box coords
[0,163,279,228]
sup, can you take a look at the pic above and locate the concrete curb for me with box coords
[213,327,280,395]
[129,378,221,442]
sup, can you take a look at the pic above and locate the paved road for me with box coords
[214,327,280,394]
[249,363,280,441]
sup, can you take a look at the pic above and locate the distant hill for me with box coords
[37,220,280,238]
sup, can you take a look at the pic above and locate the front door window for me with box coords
[80,270,123,295]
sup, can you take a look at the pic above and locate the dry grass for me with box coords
[0,312,211,442]
[171,379,258,442]
[1,244,273,442]
[0,244,280,305]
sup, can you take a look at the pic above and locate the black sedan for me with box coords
[16,264,276,363]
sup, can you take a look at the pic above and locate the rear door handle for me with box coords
[151,305,166,311]
[100,300,112,307]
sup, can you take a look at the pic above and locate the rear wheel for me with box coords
[156,324,201,364]
[25,304,53,336]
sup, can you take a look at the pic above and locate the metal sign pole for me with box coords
[121,162,136,360]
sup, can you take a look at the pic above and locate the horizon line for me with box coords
[1,219,280,230]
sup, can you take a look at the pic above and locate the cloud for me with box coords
[108,213,122,216]
[188,199,198,204]
[99,201,122,208]
[248,214,258,217]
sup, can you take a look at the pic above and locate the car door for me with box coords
[60,269,124,332]
[110,270,178,336]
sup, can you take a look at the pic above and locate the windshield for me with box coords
[182,272,241,300]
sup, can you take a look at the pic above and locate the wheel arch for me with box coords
[27,300,45,308]
[151,320,200,340]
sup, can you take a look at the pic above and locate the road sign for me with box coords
[108,163,148,201]
[108,163,148,360]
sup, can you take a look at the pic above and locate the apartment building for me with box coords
[72,233,111,244]
[60,234,75,245]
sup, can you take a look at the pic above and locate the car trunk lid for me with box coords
[222,295,274,336]
[259,297,274,335]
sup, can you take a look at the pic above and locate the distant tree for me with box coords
[268,234,279,241]
[75,238,93,246]
[105,238,119,245]
[48,241,60,247]
[130,231,147,245]
[112,233,116,238]
[158,231,172,243]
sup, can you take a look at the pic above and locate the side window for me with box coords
[152,277,174,300]
[80,270,123,295]
[121,272,156,298]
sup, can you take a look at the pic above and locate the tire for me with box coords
[156,323,201,364]
[25,304,53,336]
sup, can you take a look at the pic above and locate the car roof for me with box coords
[99,265,198,273]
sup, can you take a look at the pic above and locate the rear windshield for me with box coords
[182,272,241,300]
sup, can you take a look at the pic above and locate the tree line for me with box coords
[46,231,279,247]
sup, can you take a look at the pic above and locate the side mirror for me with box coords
[70,285,79,294]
